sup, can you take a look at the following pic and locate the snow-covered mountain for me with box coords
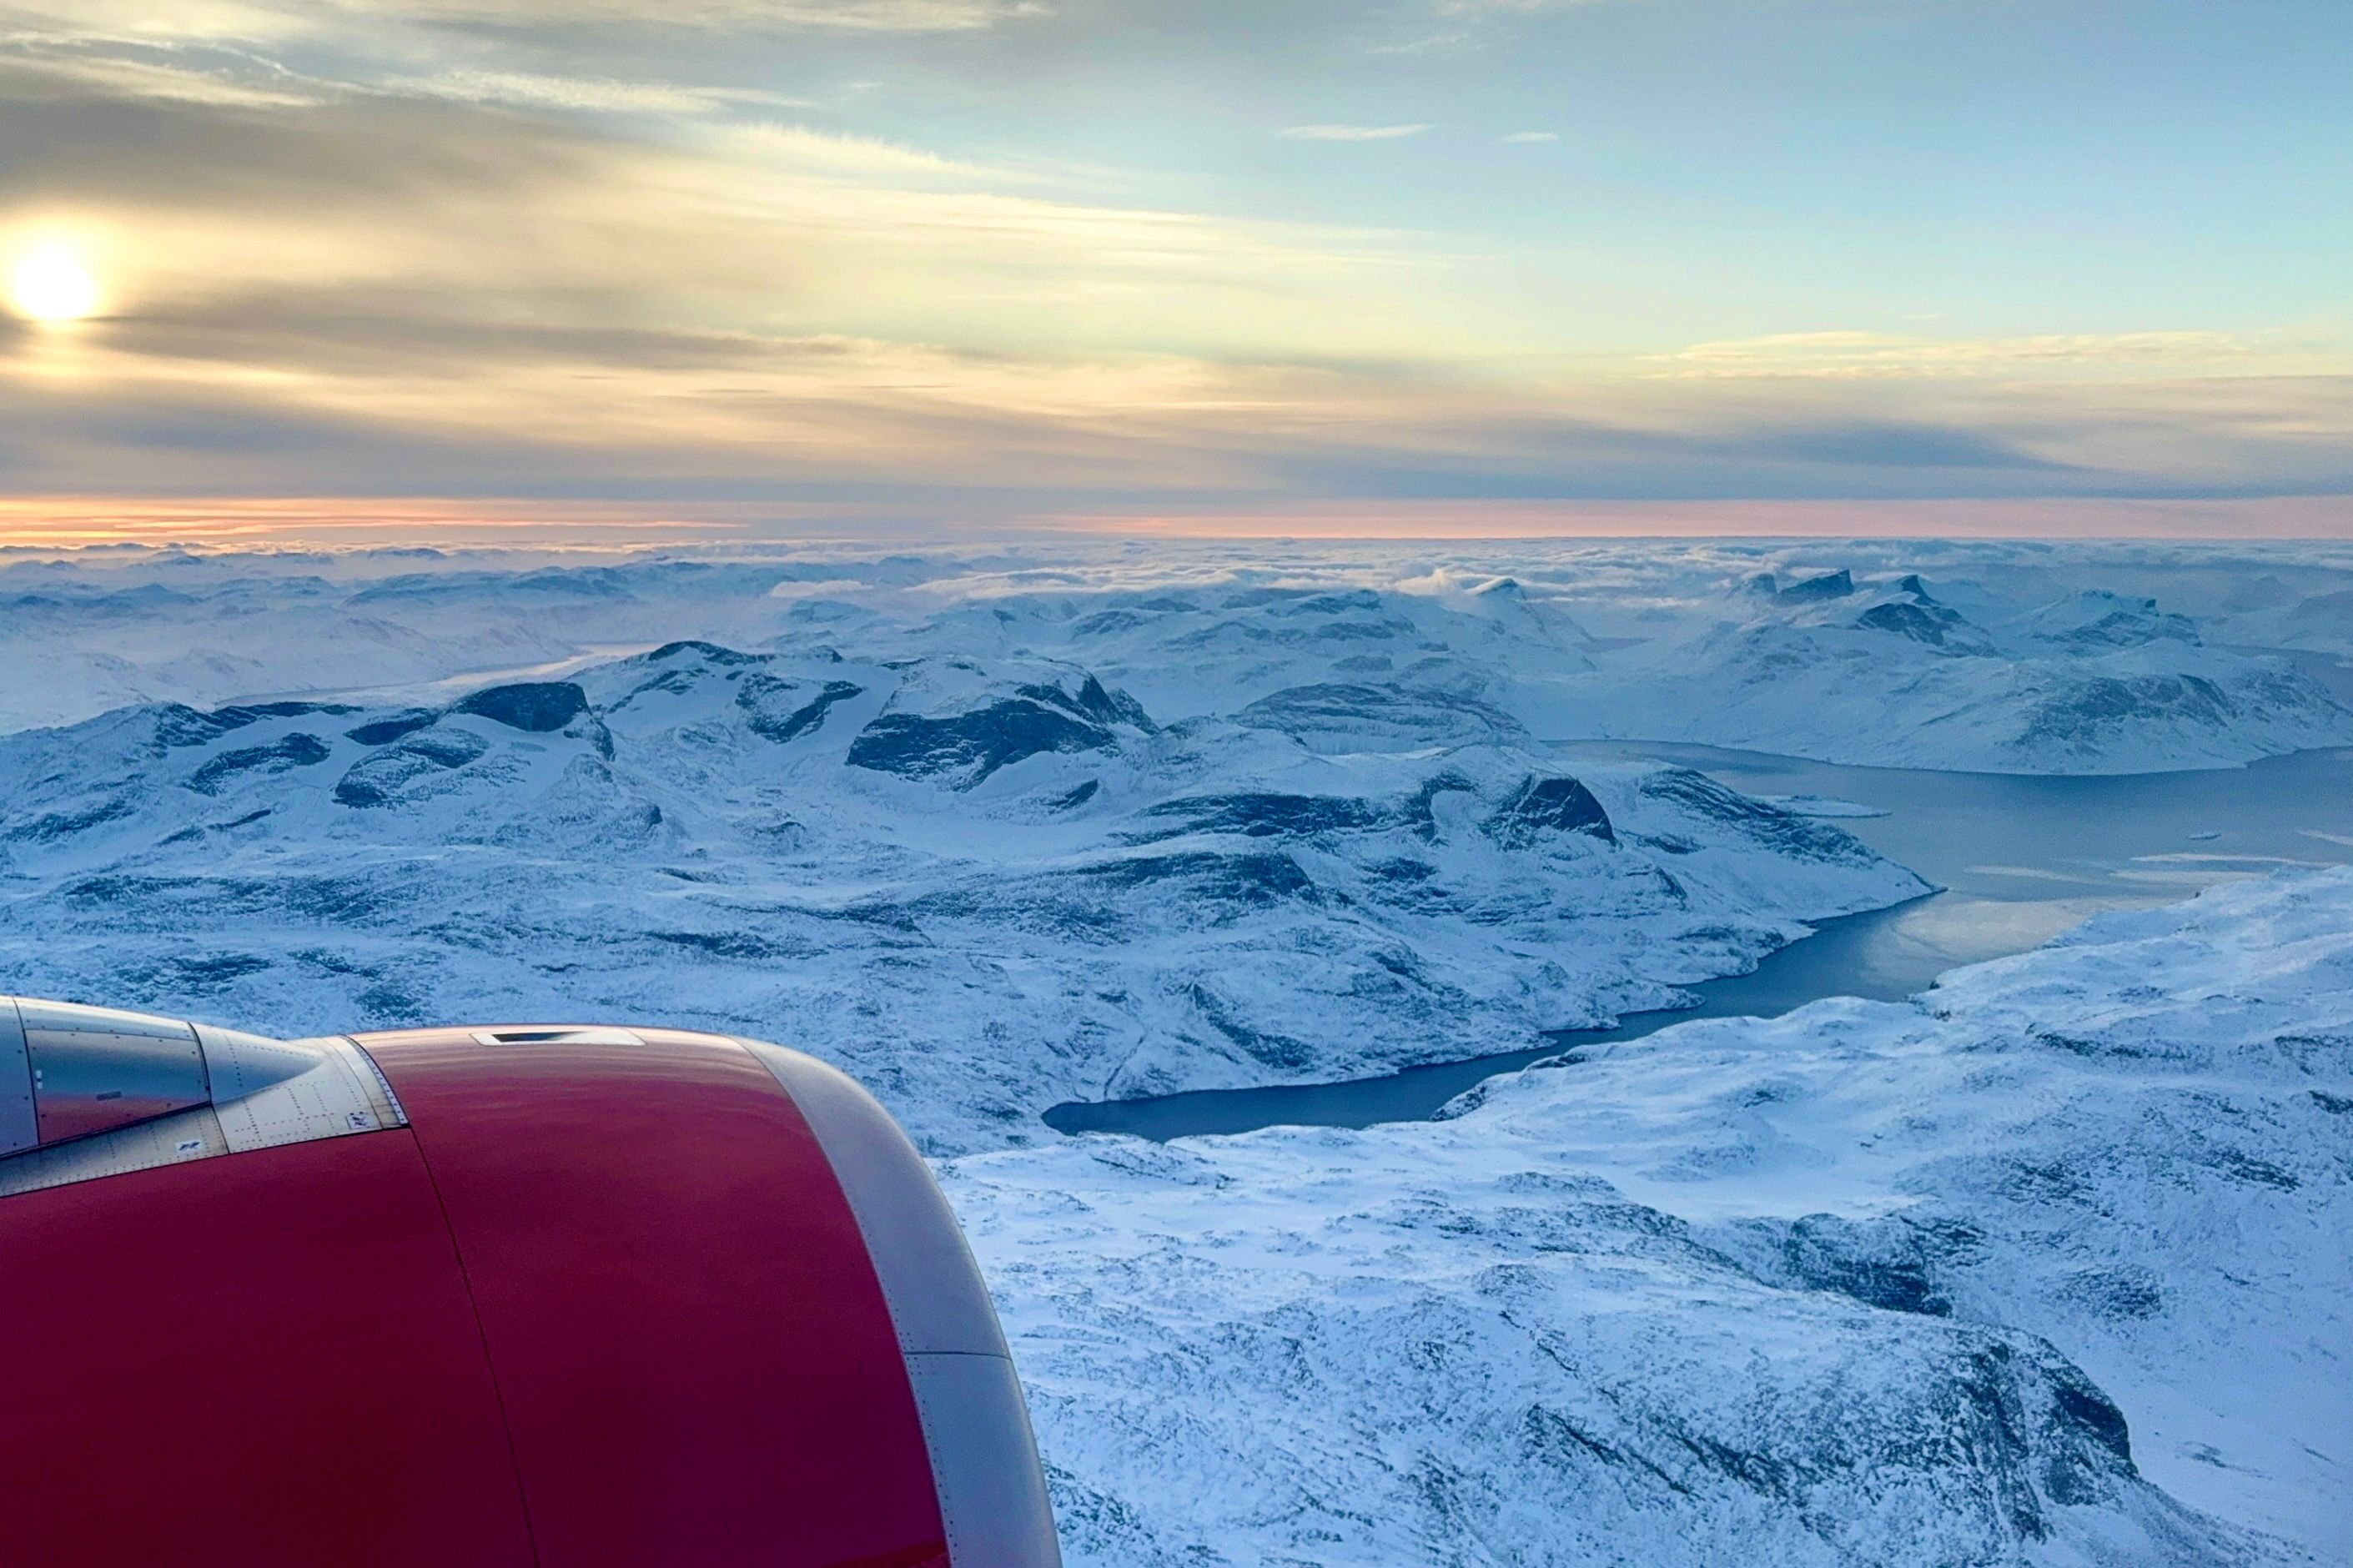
[844,566,2350,773]
[0,641,1924,1153]
[1533,570,2352,772]
[949,868,2353,1565]
[2,541,2345,1562]
[7,540,2349,773]
[789,570,1599,740]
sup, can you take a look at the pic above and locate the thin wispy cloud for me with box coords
[1365,33,1476,56]
[387,70,805,116]
[371,0,1052,28]
[1280,123,1434,143]
[711,122,1008,182]
[0,35,331,107]
[1654,329,2287,380]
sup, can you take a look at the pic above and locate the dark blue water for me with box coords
[1045,738,2353,1141]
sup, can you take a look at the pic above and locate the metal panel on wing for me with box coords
[0,1001,35,1157]
[18,998,209,1145]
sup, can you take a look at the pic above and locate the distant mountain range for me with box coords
[5,542,2349,772]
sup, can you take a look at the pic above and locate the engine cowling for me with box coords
[0,998,1060,1568]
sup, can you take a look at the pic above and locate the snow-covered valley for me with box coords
[954,868,2353,1565]
[1,537,2347,1564]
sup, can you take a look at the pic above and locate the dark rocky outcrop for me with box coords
[1485,776,1616,847]
[153,700,348,751]
[737,676,864,743]
[346,711,437,746]
[1128,792,1388,843]
[450,681,590,733]
[184,732,331,796]
[847,676,1146,787]
[647,640,763,666]
[1777,570,1855,605]
[2016,676,2234,749]
[850,700,1113,786]
[1234,683,1526,748]
[334,726,490,807]
[1858,601,1972,648]
[1637,768,1877,864]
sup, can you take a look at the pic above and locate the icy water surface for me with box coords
[1047,740,2353,1140]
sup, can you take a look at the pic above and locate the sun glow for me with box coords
[10,248,101,322]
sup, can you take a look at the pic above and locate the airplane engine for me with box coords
[0,997,1061,1568]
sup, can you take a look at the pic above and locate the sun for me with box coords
[10,248,101,322]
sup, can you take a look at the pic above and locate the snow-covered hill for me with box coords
[1534,571,2353,772]
[0,642,1924,1153]
[1,541,2345,1561]
[6,540,2349,773]
[949,868,2353,1565]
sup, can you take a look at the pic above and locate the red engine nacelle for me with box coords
[0,998,1060,1568]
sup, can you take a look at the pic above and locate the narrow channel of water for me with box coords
[1046,731,2353,1142]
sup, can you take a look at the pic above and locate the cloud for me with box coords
[1652,329,2295,381]
[0,69,2342,509]
[1372,0,1606,52]
[385,70,803,116]
[354,0,1049,28]
[0,1,311,44]
[0,74,1471,495]
[1365,32,1476,56]
[1434,0,1606,13]
[0,38,332,108]
[8,272,2347,505]
[0,0,1052,36]
[715,122,1009,182]
[0,0,2344,514]
[1280,123,1433,142]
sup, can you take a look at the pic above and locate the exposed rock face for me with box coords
[332,726,491,808]
[451,681,589,732]
[1777,568,1856,603]
[845,662,1154,789]
[184,732,330,796]
[849,698,1117,786]
[1484,775,1616,846]
[1234,681,1530,751]
[1858,598,1973,647]
[1125,792,1390,842]
[737,676,864,744]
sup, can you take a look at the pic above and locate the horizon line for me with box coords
[0,495,2346,550]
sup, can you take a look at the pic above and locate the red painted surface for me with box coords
[359,1026,948,1568]
[0,1130,535,1567]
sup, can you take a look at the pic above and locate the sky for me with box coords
[0,0,2347,540]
